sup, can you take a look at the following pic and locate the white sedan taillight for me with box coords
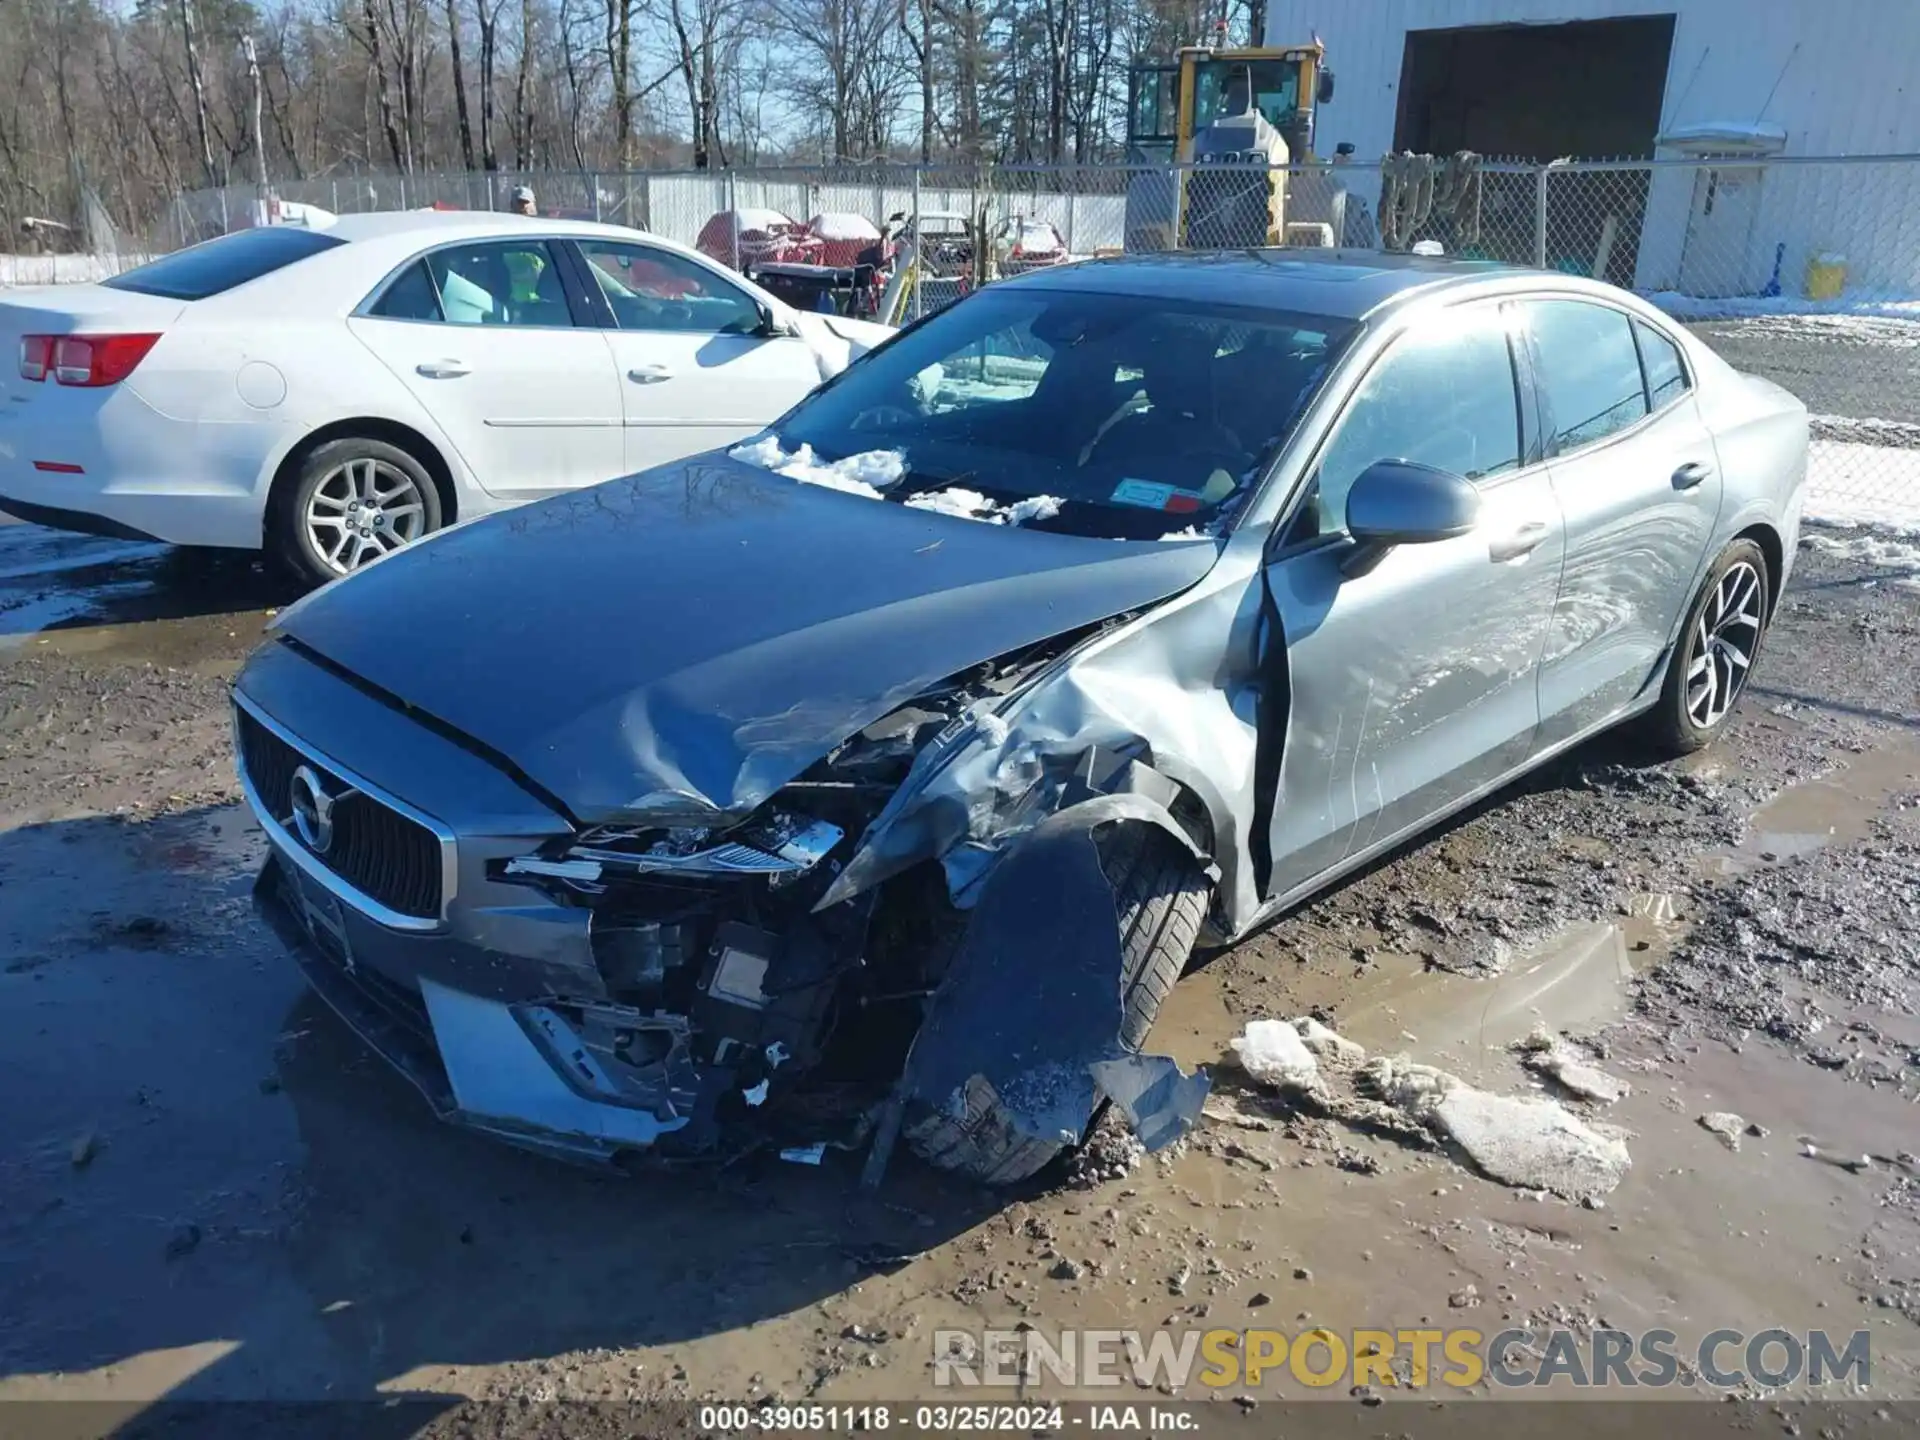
[18,335,50,382]
[20,333,161,387]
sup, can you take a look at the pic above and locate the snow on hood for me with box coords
[730,437,1062,528]
[729,434,905,498]
[905,489,1063,527]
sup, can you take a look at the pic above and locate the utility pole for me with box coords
[244,34,270,220]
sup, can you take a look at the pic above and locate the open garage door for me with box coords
[1394,16,1675,284]
[1394,16,1675,159]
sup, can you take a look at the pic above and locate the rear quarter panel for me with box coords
[1693,350,1810,595]
[130,260,482,505]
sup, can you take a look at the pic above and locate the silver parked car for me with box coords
[233,251,1807,1182]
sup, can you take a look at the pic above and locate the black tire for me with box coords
[1640,538,1771,758]
[269,437,444,589]
[904,824,1210,1186]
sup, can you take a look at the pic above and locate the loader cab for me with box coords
[1125,44,1331,167]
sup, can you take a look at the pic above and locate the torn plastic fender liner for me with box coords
[896,798,1214,1152]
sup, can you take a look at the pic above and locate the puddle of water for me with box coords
[1169,918,1651,1087]
[1705,736,1920,875]
[1334,922,1637,1079]
[0,582,152,649]
[0,537,169,585]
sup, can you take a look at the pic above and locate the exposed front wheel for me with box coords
[1641,539,1771,756]
[271,437,443,587]
[904,825,1210,1186]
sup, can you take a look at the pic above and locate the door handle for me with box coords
[415,360,471,379]
[1672,461,1714,490]
[1489,519,1550,563]
[627,364,675,383]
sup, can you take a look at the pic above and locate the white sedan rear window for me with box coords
[104,228,344,300]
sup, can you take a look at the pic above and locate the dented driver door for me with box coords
[1258,303,1565,906]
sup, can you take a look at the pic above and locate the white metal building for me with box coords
[1264,0,1920,297]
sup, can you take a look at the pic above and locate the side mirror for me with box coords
[1341,459,1478,576]
[756,301,797,338]
[1317,70,1336,105]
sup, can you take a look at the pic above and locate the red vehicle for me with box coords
[696,208,822,270]
[998,216,1071,271]
[805,211,890,269]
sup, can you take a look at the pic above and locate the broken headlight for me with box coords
[506,810,844,886]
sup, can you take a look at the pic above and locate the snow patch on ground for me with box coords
[1803,529,1920,588]
[729,434,905,499]
[1227,1016,1630,1202]
[1230,1020,1322,1092]
[1368,1057,1631,1202]
[1806,437,1920,534]
[1650,291,1920,324]
[1704,314,1920,348]
[1516,1028,1630,1104]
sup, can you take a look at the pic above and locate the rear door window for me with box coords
[104,227,344,300]
[419,241,575,327]
[1634,319,1691,410]
[1526,300,1650,452]
[367,261,443,321]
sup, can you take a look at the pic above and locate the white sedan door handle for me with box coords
[627,364,675,384]
[1489,519,1551,563]
[415,360,471,379]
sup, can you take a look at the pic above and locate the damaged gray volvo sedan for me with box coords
[235,251,1808,1182]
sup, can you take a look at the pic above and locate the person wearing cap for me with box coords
[509,185,537,217]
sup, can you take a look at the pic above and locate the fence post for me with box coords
[727,169,740,268]
[911,166,923,320]
[1533,164,1549,269]
[590,172,602,222]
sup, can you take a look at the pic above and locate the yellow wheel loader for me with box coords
[1123,39,1335,252]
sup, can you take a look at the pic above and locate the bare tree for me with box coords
[444,0,477,166]
[177,0,221,184]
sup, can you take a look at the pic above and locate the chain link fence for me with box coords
[129,152,1920,534]
[1532,156,1920,535]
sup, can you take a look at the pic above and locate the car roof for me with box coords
[318,210,654,245]
[995,248,1524,321]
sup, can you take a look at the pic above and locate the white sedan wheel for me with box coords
[305,456,431,574]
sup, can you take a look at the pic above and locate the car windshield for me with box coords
[772,286,1353,540]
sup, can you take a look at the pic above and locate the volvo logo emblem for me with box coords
[289,765,340,855]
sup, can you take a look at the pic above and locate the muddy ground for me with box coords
[1,516,1916,1429]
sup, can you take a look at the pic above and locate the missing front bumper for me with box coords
[255,857,694,1165]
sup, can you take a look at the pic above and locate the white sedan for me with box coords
[0,213,890,585]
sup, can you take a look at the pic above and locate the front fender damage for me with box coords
[864,800,1214,1185]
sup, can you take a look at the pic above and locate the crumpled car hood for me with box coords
[270,455,1218,823]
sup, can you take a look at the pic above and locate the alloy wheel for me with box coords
[305,457,429,574]
[1685,559,1764,729]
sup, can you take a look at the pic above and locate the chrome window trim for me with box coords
[232,689,458,932]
